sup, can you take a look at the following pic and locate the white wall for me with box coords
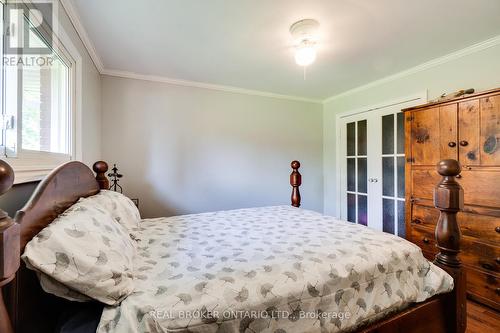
[101,76,323,218]
[323,43,500,216]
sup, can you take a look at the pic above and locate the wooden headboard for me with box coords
[2,161,109,333]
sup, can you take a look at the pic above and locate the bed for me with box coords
[0,159,466,333]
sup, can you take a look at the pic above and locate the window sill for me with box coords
[2,154,71,185]
[12,168,51,184]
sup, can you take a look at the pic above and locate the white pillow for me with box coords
[38,271,91,302]
[22,198,136,305]
[82,190,140,232]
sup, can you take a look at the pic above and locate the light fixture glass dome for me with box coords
[294,42,316,67]
[290,19,319,69]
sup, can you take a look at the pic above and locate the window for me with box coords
[21,25,71,154]
[1,1,76,182]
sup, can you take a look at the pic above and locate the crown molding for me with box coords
[323,34,500,104]
[101,69,323,104]
[57,1,500,105]
[60,0,104,72]
[59,0,320,103]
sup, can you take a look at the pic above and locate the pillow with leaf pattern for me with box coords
[22,198,136,305]
[82,190,140,232]
[37,271,91,302]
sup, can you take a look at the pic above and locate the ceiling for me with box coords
[69,0,500,101]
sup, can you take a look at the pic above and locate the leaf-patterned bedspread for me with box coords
[97,206,453,333]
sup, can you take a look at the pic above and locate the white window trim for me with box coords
[2,0,83,184]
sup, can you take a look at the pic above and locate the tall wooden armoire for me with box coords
[403,88,500,310]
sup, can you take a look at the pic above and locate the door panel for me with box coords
[459,100,480,165]
[439,104,458,160]
[480,95,500,166]
[381,113,406,237]
[411,107,441,165]
[345,120,368,225]
[411,105,458,165]
[341,109,407,235]
[340,97,424,235]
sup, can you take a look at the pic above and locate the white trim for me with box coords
[55,7,83,161]
[334,91,427,218]
[335,91,428,119]
[101,69,323,104]
[59,0,104,72]
[324,35,500,104]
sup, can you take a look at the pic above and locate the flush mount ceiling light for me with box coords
[290,19,320,78]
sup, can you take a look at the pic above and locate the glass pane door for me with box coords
[339,95,425,237]
[346,120,368,225]
[381,112,406,237]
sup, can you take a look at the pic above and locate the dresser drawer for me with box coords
[410,226,438,255]
[411,167,500,208]
[466,267,500,310]
[461,239,500,274]
[410,225,500,274]
[411,204,500,244]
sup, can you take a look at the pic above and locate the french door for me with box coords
[339,100,418,237]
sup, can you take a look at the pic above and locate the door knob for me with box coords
[459,140,469,147]
[368,178,378,183]
[448,142,456,147]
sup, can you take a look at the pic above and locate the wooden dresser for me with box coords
[403,88,500,310]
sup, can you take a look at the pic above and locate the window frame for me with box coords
[1,0,81,184]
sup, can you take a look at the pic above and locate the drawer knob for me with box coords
[459,140,469,147]
[496,257,500,265]
[448,142,457,147]
[423,237,430,244]
[497,288,500,296]
[496,226,500,233]
[482,263,494,271]
[456,174,462,179]
[412,218,422,225]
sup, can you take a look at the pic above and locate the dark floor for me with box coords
[466,300,500,333]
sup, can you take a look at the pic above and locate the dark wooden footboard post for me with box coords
[0,160,18,333]
[290,160,301,207]
[433,159,466,333]
[93,161,110,190]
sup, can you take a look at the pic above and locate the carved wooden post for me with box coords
[0,160,18,333]
[290,160,301,207]
[93,161,110,190]
[433,159,466,333]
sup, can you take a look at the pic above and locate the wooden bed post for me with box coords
[92,161,110,190]
[0,160,19,333]
[433,159,466,333]
[290,160,301,207]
